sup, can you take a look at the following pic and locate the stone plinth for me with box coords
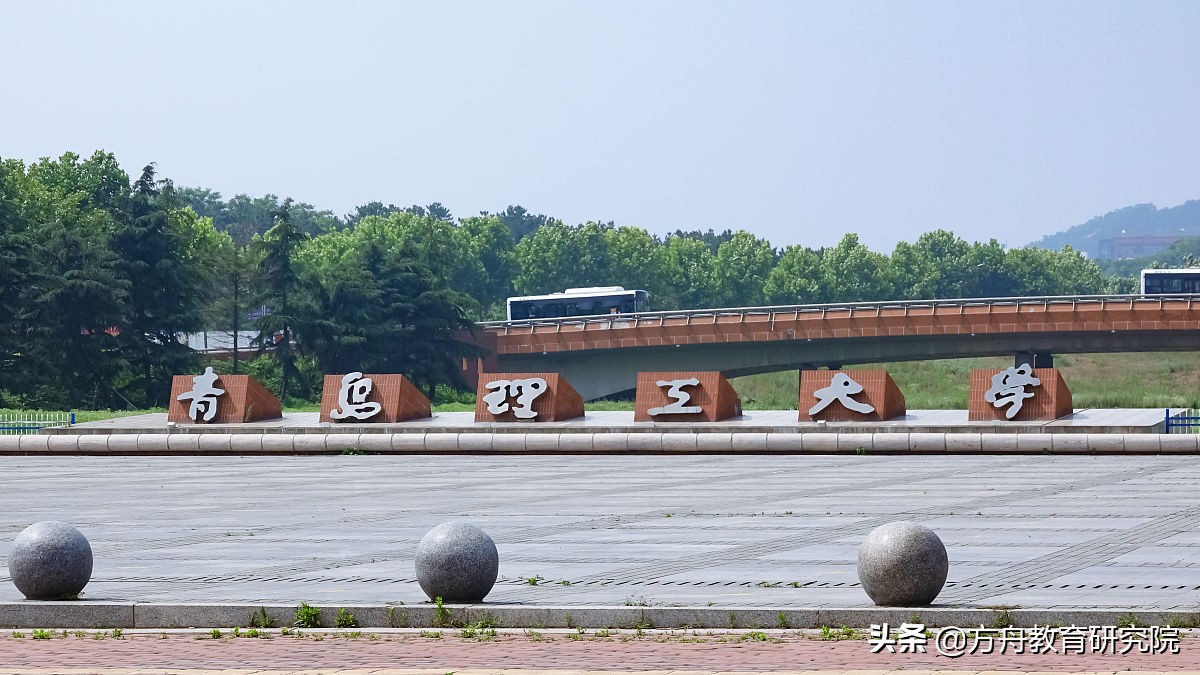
[634,371,742,422]
[968,367,1072,422]
[168,372,282,424]
[858,521,948,606]
[415,520,499,603]
[9,521,93,600]
[319,373,431,423]
[474,372,584,422]
[799,369,906,422]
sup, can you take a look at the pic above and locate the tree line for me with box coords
[0,150,1131,410]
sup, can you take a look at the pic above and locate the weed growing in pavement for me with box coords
[434,596,450,627]
[31,629,52,640]
[1116,613,1138,628]
[524,575,543,585]
[741,631,771,642]
[777,612,788,629]
[232,627,241,637]
[558,579,571,585]
[461,621,497,641]
[335,608,358,628]
[342,631,363,639]
[210,629,222,639]
[10,631,25,638]
[279,627,294,636]
[73,630,86,638]
[249,606,276,628]
[294,602,321,628]
[245,629,262,638]
[524,628,548,641]
[594,628,612,637]
[312,634,325,642]
[111,628,124,639]
[386,604,408,628]
[756,581,780,588]
[419,629,443,639]
[818,625,859,641]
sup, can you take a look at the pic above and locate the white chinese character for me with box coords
[176,367,225,422]
[1026,625,1058,654]
[998,627,1026,654]
[1151,625,1181,654]
[895,623,928,653]
[1059,625,1087,654]
[984,364,1041,419]
[329,372,382,421]
[647,378,703,416]
[483,378,548,419]
[1089,625,1121,654]
[809,373,875,416]
[868,623,897,653]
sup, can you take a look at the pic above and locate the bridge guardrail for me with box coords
[480,293,1200,331]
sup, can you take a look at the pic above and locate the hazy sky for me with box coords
[3,1,1197,251]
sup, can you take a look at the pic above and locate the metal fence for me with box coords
[0,412,75,435]
[1165,408,1200,434]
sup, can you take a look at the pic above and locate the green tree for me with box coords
[110,165,206,407]
[663,235,722,310]
[820,233,892,302]
[252,199,310,401]
[764,245,825,304]
[715,230,775,306]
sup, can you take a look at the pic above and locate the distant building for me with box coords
[1097,234,1184,260]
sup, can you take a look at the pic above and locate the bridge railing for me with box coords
[480,293,1200,331]
[1166,408,1200,434]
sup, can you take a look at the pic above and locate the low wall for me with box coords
[0,432,1196,455]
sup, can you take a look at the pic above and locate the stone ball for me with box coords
[415,520,498,603]
[9,521,93,600]
[857,521,948,606]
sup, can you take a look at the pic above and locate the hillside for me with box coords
[1031,200,1200,258]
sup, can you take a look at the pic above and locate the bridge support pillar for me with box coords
[1015,351,1053,369]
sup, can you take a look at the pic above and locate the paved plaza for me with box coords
[1,453,1200,612]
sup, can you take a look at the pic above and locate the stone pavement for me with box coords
[3,454,1200,616]
[0,629,1196,673]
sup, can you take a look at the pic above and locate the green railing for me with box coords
[0,412,75,435]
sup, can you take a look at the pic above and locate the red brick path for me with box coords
[0,631,1195,672]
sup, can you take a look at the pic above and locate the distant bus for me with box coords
[506,286,650,321]
[1141,269,1200,295]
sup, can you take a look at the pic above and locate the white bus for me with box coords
[506,286,650,321]
[1141,268,1200,295]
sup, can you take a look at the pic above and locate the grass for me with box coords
[294,602,321,628]
[17,351,1200,423]
[732,352,1200,410]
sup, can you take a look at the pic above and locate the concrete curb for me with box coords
[0,432,1197,455]
[0,602,1192,629]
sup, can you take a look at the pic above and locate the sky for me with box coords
[2,0,1198,252]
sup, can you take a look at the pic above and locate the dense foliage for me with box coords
[1,150,1138,409]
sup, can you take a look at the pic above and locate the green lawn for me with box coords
[9,352,1199,421]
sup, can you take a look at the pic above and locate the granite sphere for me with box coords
[415,521,499,602]
[857,521,948,606]
[9,521,93,600]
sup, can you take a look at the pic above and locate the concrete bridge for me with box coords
[476,294,1200,400]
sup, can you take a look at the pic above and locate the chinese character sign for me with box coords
[798,370,906,422]
[169,371,282,424]
[482,378,548,419]
[329,372,383,421]
[968,366,1072,422]
[473,372,585,422]
[319,373,431,424]
[647,378,703,416]
[634,371,741,422]
[984,364,1040,419]
[809,373,875,416]
[176,367,226,422]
